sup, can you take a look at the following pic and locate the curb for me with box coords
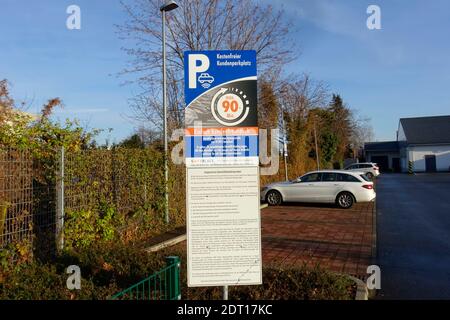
[371,196,377,259]
[145,204,268,253]
[145,234,187,253]
[348,276,369,300]
[370,181,378,299]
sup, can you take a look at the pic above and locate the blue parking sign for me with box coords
[184,50,258,167]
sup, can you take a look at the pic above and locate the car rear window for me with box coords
[360,174,371,182]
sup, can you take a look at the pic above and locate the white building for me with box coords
[365,115,450,173]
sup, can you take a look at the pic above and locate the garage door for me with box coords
[371,156,389,172]
[425,155,437,172]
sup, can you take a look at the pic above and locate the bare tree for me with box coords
[350,112,374,149]
[0,79,15,120]
[118,0,298,131]
[278,74,329,120]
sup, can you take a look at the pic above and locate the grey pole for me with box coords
[160,1,178,225]
[314,116,320,171]
[281,105,288,181]
[57,146,65,251]
[223,285,228,300]
[162,9,169,224]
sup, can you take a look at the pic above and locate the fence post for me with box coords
[144,184,148,203]
[166,256,181,300]
[56,146,65,251]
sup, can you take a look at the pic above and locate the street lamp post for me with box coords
[161,1,179,224]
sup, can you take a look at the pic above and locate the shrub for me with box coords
[0,241,355,300]
[0,261,118,300]
[64,202,126,250]
[183,264,354,300]
[0,242,167,300]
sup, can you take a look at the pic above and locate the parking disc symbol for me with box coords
[198,73,214,88]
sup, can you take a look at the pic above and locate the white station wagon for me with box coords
[261,170,376,209]
[344,162,380,179]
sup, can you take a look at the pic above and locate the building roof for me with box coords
[364,141,399,152]
[400,115,450,145]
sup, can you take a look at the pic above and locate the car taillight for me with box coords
[362,184,373,190]
[374,166,379,171]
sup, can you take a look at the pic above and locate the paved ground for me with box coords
[376,173,450,299]
[261,201,375,278]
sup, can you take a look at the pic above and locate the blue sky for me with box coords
[1,0,449,143]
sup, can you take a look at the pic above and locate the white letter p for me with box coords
[188,54,210,89]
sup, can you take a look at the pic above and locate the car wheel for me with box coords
[366,172,374,180]
[336,192,354,209]
[266,190,282,206]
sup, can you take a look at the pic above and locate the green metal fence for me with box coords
[111,256,181,300]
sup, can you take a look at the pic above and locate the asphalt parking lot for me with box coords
[261,201,375,278]
[376,173,450,299]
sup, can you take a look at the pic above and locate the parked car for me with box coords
[344,162,380,179]
[261,170,376,209]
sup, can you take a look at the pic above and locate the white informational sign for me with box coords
[184,50,262,287]
[186,167,262,287]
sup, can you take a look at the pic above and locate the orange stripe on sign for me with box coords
[185,127,258,136]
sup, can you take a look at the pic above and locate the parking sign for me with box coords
[184,50,262,287]
[184,50,258,167]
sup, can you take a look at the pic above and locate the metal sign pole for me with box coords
[281,104,288,181]
[223,285,228,300]
[314,116,320,171]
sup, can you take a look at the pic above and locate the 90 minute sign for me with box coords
[211,87,250,127]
